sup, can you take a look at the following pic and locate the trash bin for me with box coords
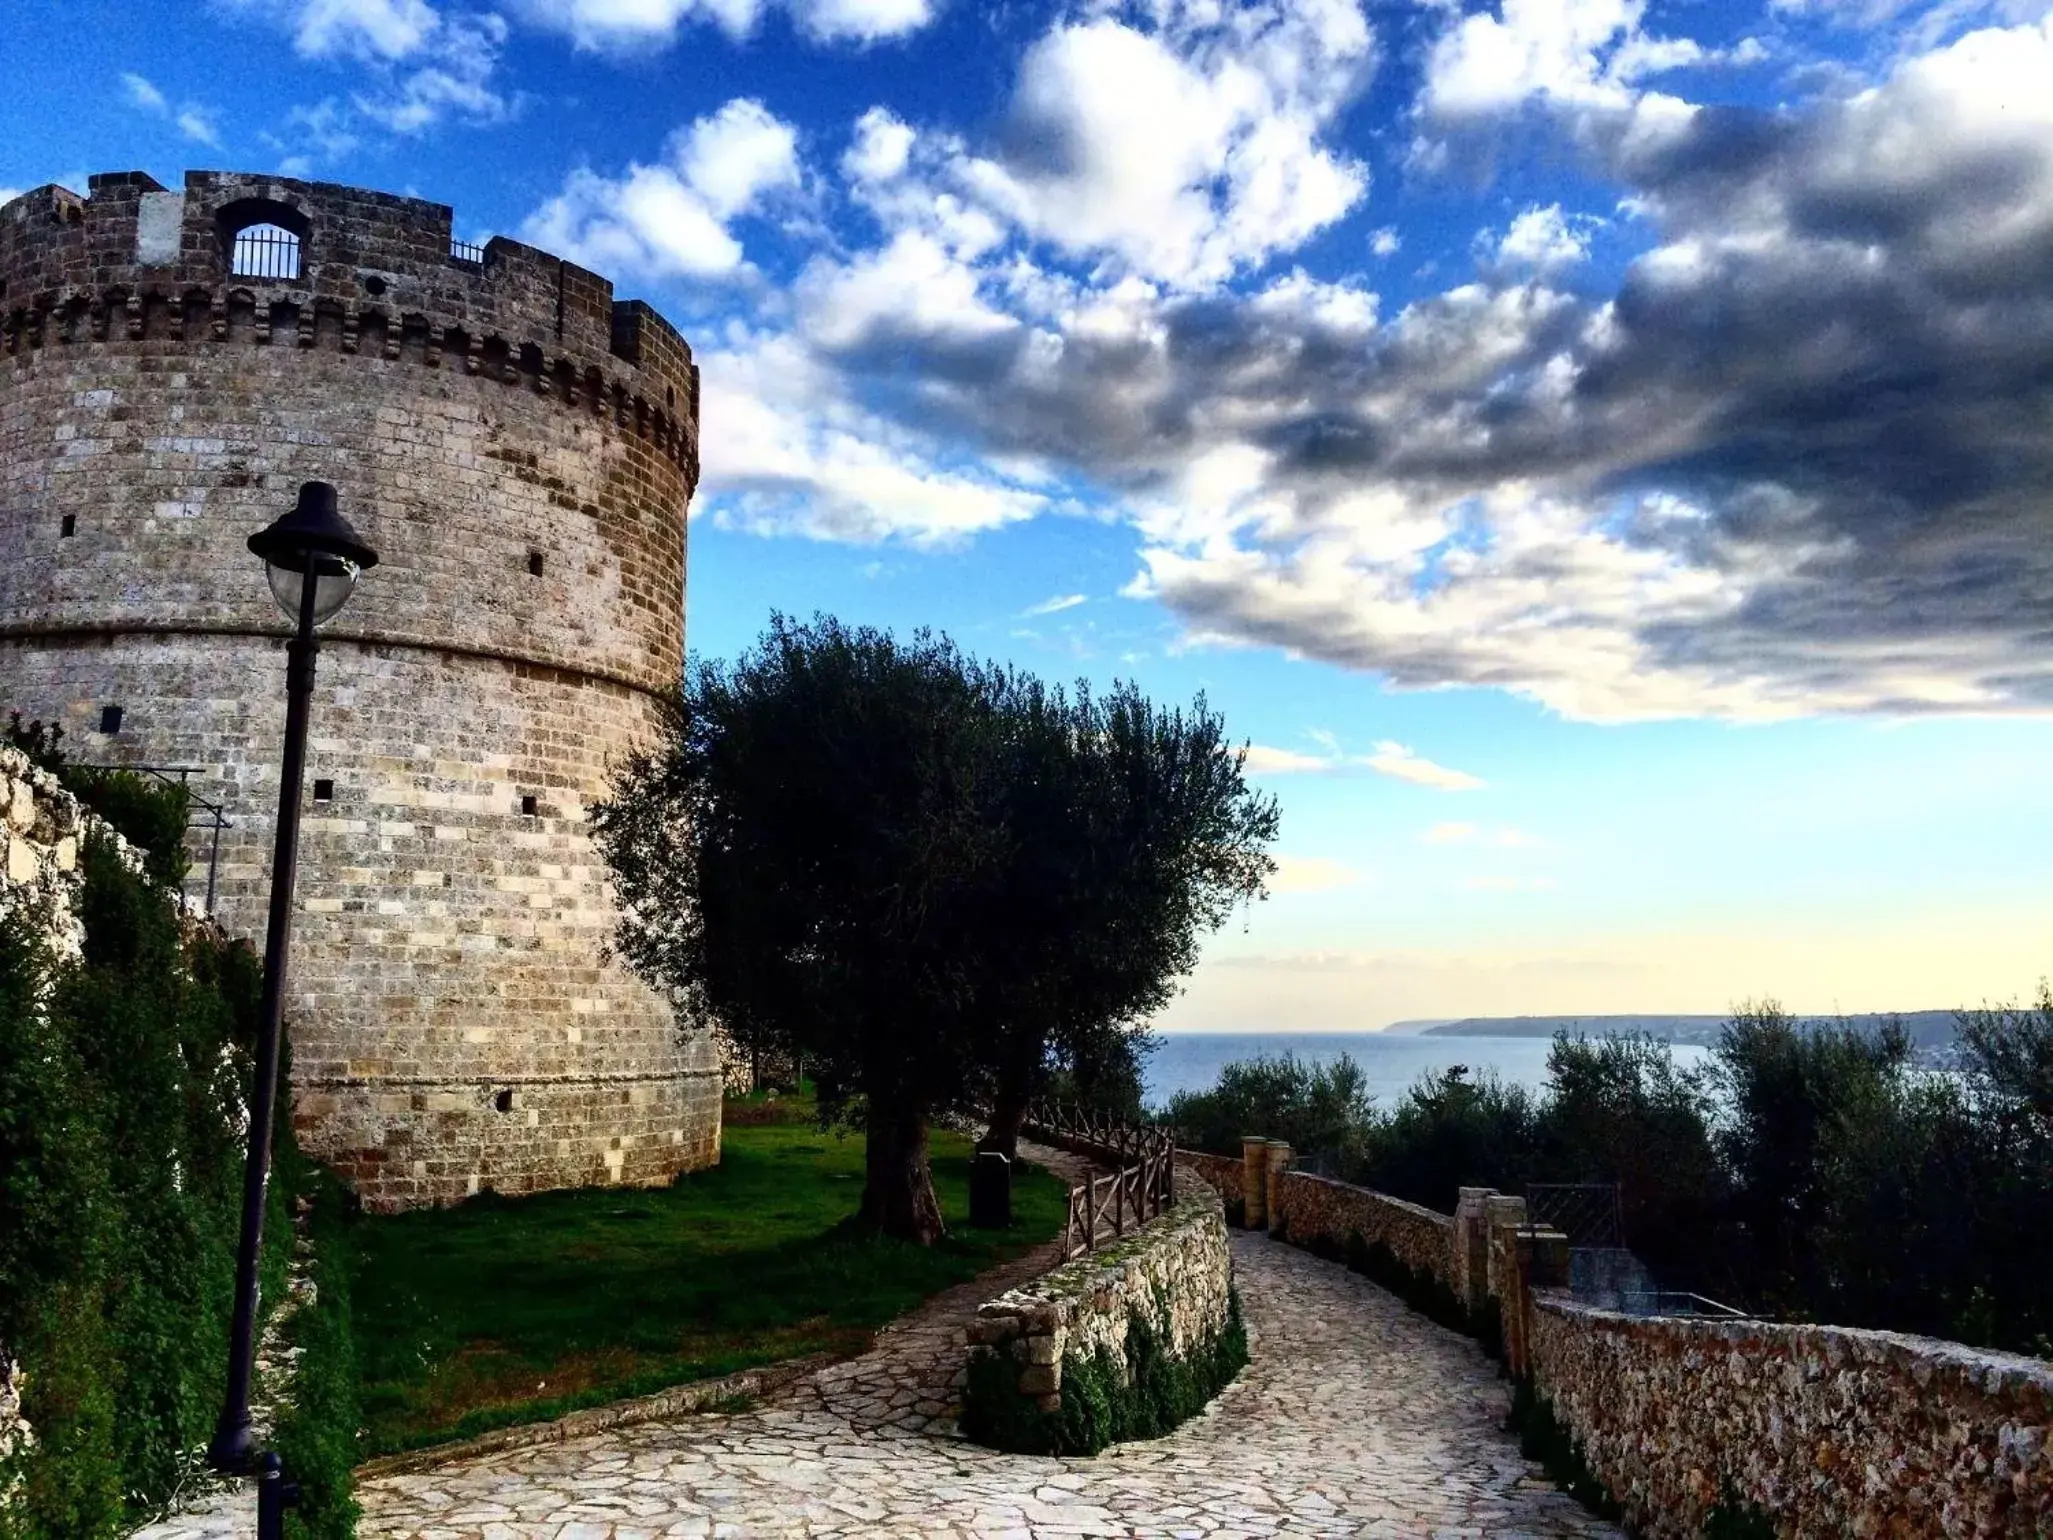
[969,1150,1012,1228]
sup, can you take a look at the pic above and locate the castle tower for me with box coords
[0,170,722,1210]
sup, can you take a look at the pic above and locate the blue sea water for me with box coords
[1139,1031,1715,1111]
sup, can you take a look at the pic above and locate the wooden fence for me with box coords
[1025,1103,1178,1261]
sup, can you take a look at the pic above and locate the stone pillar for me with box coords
[1452,1187,1496,1315]
[1484,1195,1530,1373]
[1240,1137,1269,1230]
[1264,1141,1294,1236]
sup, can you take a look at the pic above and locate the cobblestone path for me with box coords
[360,1217,1622,1539]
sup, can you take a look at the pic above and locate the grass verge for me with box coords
[349,1112,1066,1456]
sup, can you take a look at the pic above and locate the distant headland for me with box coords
[1386,1010,1964,1051]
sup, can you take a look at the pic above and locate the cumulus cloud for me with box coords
[1480,203,1602,272]
[843,107,916,184]
[694,332,1051,546]
[958,0,1375,287]
[522,99,800,279]
[517,5,2053,723]
[1243,744,1342,774]
[800,15,2053,720]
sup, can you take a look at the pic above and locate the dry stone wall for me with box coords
[1529,1292,2053,1538]
[1176,1149,1244,1206]
[968,1185,1233,1413]
[1270,1169,1459,1291]
[0,171,720,1209]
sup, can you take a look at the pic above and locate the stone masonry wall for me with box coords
[0,171,720,1209]
[1529,1292,2053,1538]
[1176,1149,1245,1206]
[968,1184,1233,1414]
[1270,1169,1458,1292]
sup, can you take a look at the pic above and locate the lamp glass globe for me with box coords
[265,553,362,624]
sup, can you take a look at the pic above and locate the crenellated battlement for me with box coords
[0,170,698,486]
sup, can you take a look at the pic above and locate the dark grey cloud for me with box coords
[776,16,2053,718]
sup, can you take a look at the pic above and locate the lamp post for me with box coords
[208,481,377,1477]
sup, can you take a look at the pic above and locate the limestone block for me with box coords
[7,835,38,885]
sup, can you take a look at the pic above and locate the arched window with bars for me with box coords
[230,222,301,279]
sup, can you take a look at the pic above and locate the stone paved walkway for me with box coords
[360,1216,1622,1538]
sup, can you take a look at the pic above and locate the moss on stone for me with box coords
[961,1286,1249,1456]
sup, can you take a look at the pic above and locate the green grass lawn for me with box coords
[349,1107,1067,1456]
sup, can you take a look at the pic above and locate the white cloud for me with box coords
[1362,742,1487,791]
[696,333,1051,546]
[1243,744,1341,774]
[175,110,223,146]
[122,73,169,112]
[798,230,1018,350]
[280,0,440,58]
[843,107,916,184]
[1371,226,1402,256]
[522,98,799,280]
[960,0,1375,287]
[351,12,511,132]
[1021,593,1087,617]
[517,0,933,47]
[1270,855,1364,894]
[1483,203,1599,271]
[676,99,802,218]
[121,72,223,146]
[794,0,933,42]
[1422,821,1480,843]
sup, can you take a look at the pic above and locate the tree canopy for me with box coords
[592,614,1277,1242]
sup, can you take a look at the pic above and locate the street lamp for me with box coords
[208,481,377,1479]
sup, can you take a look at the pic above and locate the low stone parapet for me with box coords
[961,1183,1242,1453]
[1530,1291,2053,1537]
[1271,1169,1458,1292]
[1175,1149,1244,1206]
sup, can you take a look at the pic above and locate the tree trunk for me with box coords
[980,1067,1030,1161]
[860,1097,946,1245]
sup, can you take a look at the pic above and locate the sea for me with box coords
[1139,1031,1716,1111]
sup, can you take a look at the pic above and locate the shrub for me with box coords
[0,823,301,1538]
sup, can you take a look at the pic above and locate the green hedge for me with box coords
[0,788,354,1537]
[961,1285,1248,1455]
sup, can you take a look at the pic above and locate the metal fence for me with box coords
[68,763,232,918]
[229,224,301,280]
[1026,1102,1178,1260]
[1523,1182,1626,1247]
[449,237,487,264]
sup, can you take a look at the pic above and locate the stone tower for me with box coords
[0,170,722,1210]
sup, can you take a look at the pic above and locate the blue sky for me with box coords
[5,0,2050,1029]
